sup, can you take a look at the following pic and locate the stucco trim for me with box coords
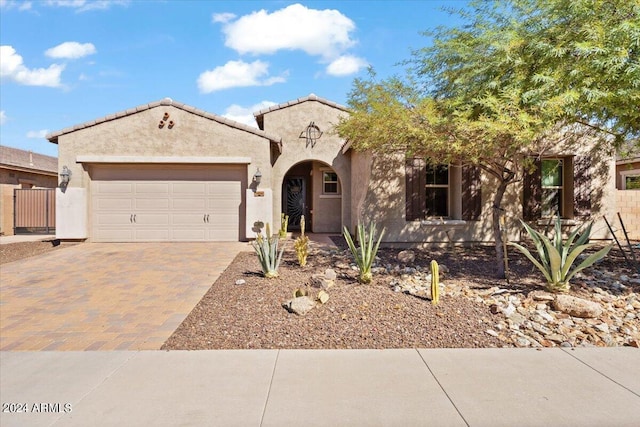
[76,156,252,164]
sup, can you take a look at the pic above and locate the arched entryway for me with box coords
[282,160,342,232]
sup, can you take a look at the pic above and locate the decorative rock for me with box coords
[397,250,416,264]
[530,291,555,302]
[324,268,337,281]
[311,274,334,290]
[283,296,316,315]
[552,295,603,318]
[235,279,246,285]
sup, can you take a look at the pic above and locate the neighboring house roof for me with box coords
[254,93,348,130]
[46,97,283,152]
[0,145,57,175]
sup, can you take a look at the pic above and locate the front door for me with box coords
[284,177,306,230]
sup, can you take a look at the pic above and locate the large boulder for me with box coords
[552,295,603,318]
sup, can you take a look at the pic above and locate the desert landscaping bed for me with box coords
[163,240,640,350]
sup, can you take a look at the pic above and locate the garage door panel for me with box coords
[172,229,207,241]
[172,213,207,225]
[135,183,170,195]
[173,182,207,195]
[95,198,134,211]
[135,198,170,210]
[95,213,134,225]
[94,228,134,241]
[95,182,133,194]
[135,229,170,241]
[91,165,244,242]
[134,214,170,225]
[172,198,207,211]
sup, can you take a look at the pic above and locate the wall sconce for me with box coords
[60,165,72,184]
[253,168,262,186]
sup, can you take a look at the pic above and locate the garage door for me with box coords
[90,165,244,242]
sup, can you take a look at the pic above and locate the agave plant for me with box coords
[343,222,385,284]
[509,217,612,293]
[251,223,285,278]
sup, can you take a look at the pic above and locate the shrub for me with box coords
[343,222,385,284]
[251,223,285,278]
[294,215,310,267]
[508,217,612,293]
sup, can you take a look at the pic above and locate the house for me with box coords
[0,146,58,236]
[615,154,640,240]
[47,95,618,243]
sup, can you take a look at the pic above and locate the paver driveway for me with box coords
[0,242,247,351]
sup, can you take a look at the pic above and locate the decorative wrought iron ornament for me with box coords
[299,121,323,148]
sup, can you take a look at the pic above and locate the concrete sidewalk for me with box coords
[1,348,639,427]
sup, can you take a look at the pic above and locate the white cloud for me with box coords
[26,129,49,138]
[212,12,235,23]
[45,41,96,59]
[197,60,286,93]
[0,45,64,87]
[0,0,31,10]
[0,110,7,125]
[45,0,129,12]
[221,3,356,60]
[221,101,277,127]
[326,55,367,76]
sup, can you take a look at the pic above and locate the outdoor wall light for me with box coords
[253,168,262,186]
[60,165,72,184]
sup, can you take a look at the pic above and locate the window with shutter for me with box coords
[461,164,482,220]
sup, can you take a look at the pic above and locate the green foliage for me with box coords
[294,215,310,267]
[509,217,612,292]
[342,222,385,284]
[251,223,285,279]
[279,213,289,239]
[431,260,440,305]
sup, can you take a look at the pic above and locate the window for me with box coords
[523,156,592,220]
[625,175,640,190]
[541,159,563,217]
[425,164,449,217]
[322,171,339,194]
[406,159,480,221]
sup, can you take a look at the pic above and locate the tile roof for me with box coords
[254,93,348,119]
[0,145,57,174]
[46,98,283,147]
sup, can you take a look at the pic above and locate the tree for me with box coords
[337,0,639,278]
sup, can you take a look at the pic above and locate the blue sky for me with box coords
[1,0,465,157]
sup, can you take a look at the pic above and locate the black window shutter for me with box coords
[461,164,482,220]
[405,158,426,221]
[523,158,542,220]
[573,155,592,218]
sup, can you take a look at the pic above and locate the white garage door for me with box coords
[90,165,244,242]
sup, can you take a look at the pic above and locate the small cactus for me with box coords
[279,213,289,239]
[294,215,310,267]
[431,260,440,305]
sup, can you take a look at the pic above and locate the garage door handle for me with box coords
[206,214,210,223]
[130,214,133,223]
[203,214,206,223]
[134,214,137,223]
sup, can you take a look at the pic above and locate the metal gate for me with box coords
[13,188,56,235]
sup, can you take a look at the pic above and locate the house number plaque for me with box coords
[254,191,265,197]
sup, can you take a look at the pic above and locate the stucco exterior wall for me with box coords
[261,100,351,233]
[55,104,273,240]
[616,190,640,240]
[351,132,616,245]
[0,169,57,236]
